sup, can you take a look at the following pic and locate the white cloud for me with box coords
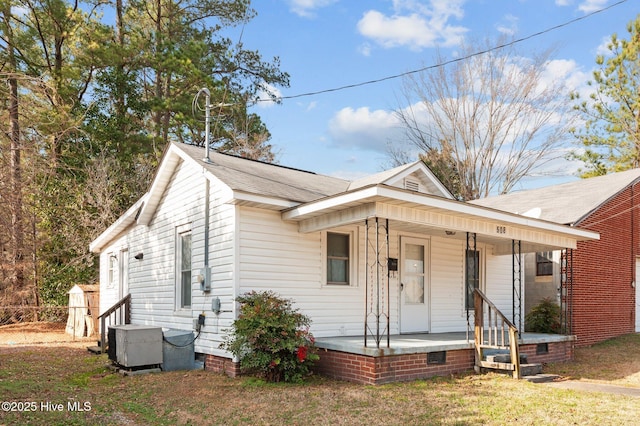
[357,0,468,51]
[578,0,608,13]
[358,42,373,57]
[555,0,609,14]
[496,14,518,36]
[595,35,613,56]
[540,59,589,93]
[540,58,595,102]
[286,0,338,18]
[328,106,404,152]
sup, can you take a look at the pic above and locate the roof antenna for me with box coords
[194,88,233,164]
[200,88,212,163]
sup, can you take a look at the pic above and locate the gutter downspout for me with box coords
[204,177,210,291]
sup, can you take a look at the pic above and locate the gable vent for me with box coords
[404,179,420,192]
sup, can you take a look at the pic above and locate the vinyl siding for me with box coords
[486,252,517,321]
[238,207,364,337]
[235,208,519,338]
[429,236,466,332]
[99,160,237,357]
[98,234,128,318]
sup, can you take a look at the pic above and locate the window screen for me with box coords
[327,232,350,285]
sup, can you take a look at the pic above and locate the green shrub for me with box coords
[525,298,561,333]
[221,290,319,383]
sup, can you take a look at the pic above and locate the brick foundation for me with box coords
[314,339,574,384]
[519,340,574,364]
[314,348,475,385]
[203,354,240,377]
[200,339,574,384]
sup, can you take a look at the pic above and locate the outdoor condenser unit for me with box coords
[109,324,163,368]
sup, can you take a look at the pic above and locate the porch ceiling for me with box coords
[282,185,599,254]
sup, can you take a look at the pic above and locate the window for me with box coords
[107,255,117,289]
[327,232,350,285]
[177,230,192,309]
[536,251,553,276]
[465,249,480,310]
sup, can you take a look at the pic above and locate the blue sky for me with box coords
[230,0,637,189]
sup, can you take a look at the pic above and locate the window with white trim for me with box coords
[107,254,117,289]
[325,231,356,286]
[176,229,192,310]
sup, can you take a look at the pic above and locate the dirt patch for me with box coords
[0,321,95,347]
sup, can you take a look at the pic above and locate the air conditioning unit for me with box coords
[162,329,196,371]
[109,324,163,368]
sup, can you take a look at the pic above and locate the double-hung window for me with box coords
[326,232,351,285]
[107,254,117,289]
[536,251,553,276]
[177,229,192,310]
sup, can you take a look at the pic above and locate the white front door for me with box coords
[400,237,430,333]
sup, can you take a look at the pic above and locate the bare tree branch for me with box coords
[395,37,576,200]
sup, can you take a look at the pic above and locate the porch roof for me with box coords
[282,184,599,254]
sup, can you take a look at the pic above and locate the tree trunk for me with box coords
[3,7,25,290]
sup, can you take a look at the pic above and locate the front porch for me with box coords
[313,332,575,384]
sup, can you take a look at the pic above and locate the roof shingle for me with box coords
[470,169,640,225]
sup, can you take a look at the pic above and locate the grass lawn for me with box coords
[1,334,640,425]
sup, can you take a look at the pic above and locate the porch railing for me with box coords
[474,289,521,379]
[98,294,131,353]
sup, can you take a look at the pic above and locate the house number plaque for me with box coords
[496,225,507,234]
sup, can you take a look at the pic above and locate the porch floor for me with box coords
[315,332,575,357]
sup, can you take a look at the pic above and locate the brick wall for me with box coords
[203,341,574,384]
[204,354,240,377]
[314,349,475,385]
[572,186,638,347]
[314,341,574,384]
[519,341,574,364]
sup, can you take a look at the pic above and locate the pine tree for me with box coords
[571,15,640,177]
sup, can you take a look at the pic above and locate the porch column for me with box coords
[364,217,390,348]
[560,248,574,335]
[512,240,522,333]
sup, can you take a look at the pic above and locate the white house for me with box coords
[90,142,598,384]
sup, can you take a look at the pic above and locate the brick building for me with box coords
[473,169,640,347]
